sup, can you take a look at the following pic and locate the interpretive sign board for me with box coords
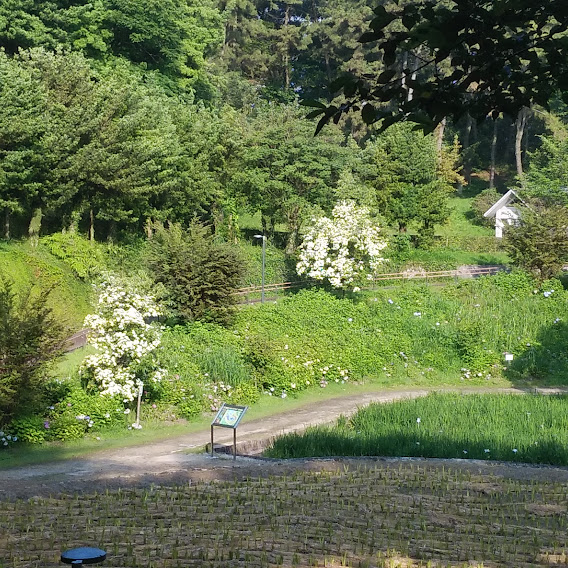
[210,403,248,459]
[212,404,248,428]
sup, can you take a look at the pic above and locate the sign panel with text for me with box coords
[212,403,248,429]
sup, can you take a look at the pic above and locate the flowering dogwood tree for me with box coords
[80,277,166,402]
[296,200,388,289]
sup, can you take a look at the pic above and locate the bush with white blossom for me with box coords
[80,277,166,402]
[296,200,388,289]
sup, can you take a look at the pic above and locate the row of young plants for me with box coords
[2,270,567,447]
[6,464,568,567]
[266,392,568,465]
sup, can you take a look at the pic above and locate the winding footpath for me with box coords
[2,386,568,499]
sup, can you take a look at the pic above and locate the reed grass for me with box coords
[266,393,568,465]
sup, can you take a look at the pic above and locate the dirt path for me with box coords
[3,386,568,500]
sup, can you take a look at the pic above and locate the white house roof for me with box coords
[483,189,525,218]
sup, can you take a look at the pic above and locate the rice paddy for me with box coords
[2,463,568,568]
[266,393,568,465]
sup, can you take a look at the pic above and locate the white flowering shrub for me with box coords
[296,200,388,289]
[80,277,166,402]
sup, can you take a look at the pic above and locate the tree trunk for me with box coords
[435,117,446,157]
[407,68,416,102]
[457,114,473,194]
[66,209,80,233]
[107,220,117,242]
[284,5,290,89]
[222,22,228,55]
[89,208,95,241]
[515,107,529,184]
[4,208,10,240]
[489,119,498,189]
[325,52,332,83]
[310,0,318,20]
[286,227,298,255]
[401,52,417,102]
[285,204,301,254]
[28,207,42,247]
[401,52,407,92]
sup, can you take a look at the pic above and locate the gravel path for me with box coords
[3,386,568,500]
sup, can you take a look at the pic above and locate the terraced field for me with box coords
[3,461,568,568]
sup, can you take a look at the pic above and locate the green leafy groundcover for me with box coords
[266,393,568,465]
[233,271,568,390]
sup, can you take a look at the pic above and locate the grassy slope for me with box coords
[436,196,493,238]
[0,240,92,329]
[0,196,543,465]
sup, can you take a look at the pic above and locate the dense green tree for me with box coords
[364,123,455,241]
[105,0,223,88]
[0,0,223,92]
[217,0,273,85]
[0,52,48,239]
[0,0,112,56]
[18,50,190,240]
[232,103,348,252]
[294,0,382,98]
[525,136,568,205]
[504,204,568,280]
[160,104,245,233]
[216,0,384,102]
[145,221,245,323]
[0,278,66,423]
[216,0,308,98]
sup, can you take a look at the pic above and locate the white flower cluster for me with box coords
[296,200,388,289]
[81,277,166,401]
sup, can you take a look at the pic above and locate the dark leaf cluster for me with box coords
[309,0,568,133]
[145,221,246,324]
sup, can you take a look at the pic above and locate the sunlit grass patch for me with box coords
[266,393,568,465]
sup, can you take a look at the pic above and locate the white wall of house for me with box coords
[495,206,521,238]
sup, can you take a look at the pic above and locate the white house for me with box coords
[483,189,524,238]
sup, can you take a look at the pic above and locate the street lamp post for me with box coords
[253,234,266,303]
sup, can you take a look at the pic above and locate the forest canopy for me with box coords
[0,0,567,244]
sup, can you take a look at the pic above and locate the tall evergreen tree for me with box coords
[0,52,48,239]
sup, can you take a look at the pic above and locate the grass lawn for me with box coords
[2,462,568,567]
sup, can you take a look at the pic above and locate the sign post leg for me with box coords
[233,428,237,460]
[211,425,214,457]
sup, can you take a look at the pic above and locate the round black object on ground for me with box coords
[61,547,106,565]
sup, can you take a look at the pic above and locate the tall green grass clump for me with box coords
[266,392,568,465]
[156,324,259,414]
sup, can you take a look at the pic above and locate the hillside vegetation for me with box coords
[1,0,568,461]
[0,241,91,328]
